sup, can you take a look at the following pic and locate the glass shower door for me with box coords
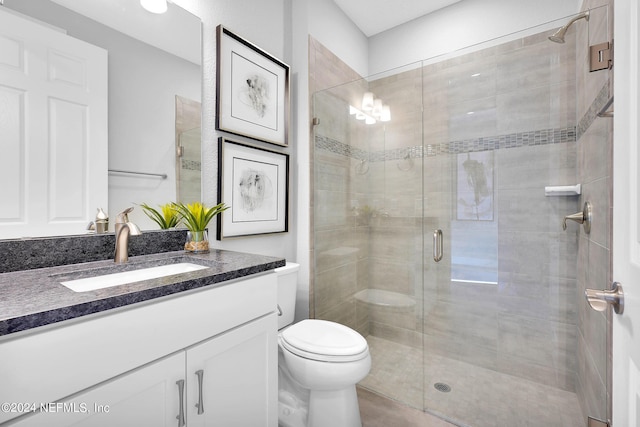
[419,11,609,426]
[312,64,427,410]
[312,8,611,426]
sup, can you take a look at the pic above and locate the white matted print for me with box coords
[216,25,290,146]
[217,138,289,239]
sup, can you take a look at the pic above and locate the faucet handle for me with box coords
[562,212,585,230]
[116,207,134,224]
[562,201,592,234]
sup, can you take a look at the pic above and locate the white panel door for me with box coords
[0,8,107,238]
[612,0,640,426]
[186,314,278,427]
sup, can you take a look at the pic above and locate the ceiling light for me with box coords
[372,99,383,118]
[141,0,168,14]
[362,92,374,111]
[351,92,391,125]
[380,105,391,122]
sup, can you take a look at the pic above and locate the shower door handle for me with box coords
[433,229,443,262]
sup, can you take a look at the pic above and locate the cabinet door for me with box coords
[9,353,185,427]
[186,313,278,427]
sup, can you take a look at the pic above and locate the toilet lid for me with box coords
[280,319,369,362]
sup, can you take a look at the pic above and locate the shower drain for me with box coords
[434,382,452,393]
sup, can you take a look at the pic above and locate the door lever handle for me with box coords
[585,282,624,314]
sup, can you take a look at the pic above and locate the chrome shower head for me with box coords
[549,10,590,43]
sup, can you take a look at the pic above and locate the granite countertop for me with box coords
[0,250,285,336]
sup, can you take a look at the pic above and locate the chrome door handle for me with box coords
[585,282,624,314]
[195,369,205,415]
[433,229,443,262]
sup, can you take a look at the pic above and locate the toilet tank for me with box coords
[274,262,300,329]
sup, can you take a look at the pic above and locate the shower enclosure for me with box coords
[312,8,611,427]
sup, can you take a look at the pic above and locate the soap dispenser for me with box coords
[95,208,109,234]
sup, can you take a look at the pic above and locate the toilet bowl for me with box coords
[275,263,371,427]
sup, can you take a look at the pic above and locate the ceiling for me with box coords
[333,0,463,37]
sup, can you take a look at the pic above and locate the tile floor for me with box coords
[358,387,454,427]
[358,336,584,427]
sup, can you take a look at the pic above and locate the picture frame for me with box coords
[217,137,289,239]
[216,25,290,147]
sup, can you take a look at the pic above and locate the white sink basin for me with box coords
[60,263,209,292]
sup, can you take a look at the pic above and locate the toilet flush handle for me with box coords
[277,304,283,316]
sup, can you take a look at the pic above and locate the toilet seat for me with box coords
[280,319,369,362]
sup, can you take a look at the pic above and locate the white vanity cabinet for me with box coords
[186,314,276,427]
[0,272,278,426]
[9,352,186,427]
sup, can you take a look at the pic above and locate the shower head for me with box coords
[548,10,590,43]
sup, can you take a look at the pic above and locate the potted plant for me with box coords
[173,202,228,253]
[140,203,180,229]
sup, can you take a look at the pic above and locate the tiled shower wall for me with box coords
[314,26,582,386]
[309,37,369,333]
[371,31,582,392]
[575,1,614,422]
[311,3,612,420]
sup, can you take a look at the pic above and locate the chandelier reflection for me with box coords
[349,91,390,124]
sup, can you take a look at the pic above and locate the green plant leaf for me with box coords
[140,203,179,229]
[172,202,229,232]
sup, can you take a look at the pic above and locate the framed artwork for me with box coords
[216,25,290,146]
[217,137,289,239]
[456,151,494,221]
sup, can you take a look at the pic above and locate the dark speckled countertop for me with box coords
[0,249,285,336]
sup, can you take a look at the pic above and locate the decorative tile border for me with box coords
[315,134,368,160]
[316,126,577,162]
[316,80,606,162]
[577,83,611,140]
[181,159,201,171]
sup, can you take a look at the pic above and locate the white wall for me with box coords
[174,0,298,266]
[107,33,200,229]
[289,0,311,321]
[369,0,583,75]
[307,0,369,78]
[175,0,369,322]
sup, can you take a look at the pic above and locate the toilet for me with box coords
[275,263,371,427]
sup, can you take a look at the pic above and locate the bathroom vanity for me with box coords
[0,249,284,426]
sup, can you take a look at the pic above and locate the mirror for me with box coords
[1,0,201,236]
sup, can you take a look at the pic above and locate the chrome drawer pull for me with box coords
[195,369,205,415]
[176,379,186,427]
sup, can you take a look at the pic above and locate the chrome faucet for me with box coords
[114,207,142,264]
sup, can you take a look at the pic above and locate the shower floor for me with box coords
[359,336,584,427]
